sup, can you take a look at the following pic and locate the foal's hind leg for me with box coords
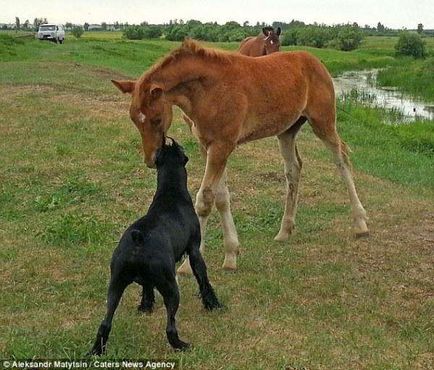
[275,120,305,241]
[309,117,369,237]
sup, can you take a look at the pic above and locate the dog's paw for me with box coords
[137,304,153,315]
[204,297,225,311]
[173,340,191,352]
[86,346,104,357]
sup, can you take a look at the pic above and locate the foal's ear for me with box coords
[111,79,136,94]
[150,84,163,100]
[276,27,281,36]
[262,27,270,36]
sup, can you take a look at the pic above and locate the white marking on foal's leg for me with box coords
[332,151,369,237]
[138,112,146,124]
[275,133,302,242]
[215,170,239,270]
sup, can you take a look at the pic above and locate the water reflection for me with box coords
[333,69,434,121]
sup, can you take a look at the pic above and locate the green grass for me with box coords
[377,57,434,101]
[0,34,433,369]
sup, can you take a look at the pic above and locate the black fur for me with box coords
[88,139,222,355]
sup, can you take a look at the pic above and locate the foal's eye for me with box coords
[150,118,162,127]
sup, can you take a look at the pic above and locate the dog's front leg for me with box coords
[189,247,223,310]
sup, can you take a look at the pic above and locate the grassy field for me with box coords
[0,33,433,369]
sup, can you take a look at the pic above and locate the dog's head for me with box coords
[155,137,189,168]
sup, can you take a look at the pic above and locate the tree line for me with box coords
[123,20,369,51]
[7,16,430,55]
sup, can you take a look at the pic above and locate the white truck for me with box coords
[36,24,65,44]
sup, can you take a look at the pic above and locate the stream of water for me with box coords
[333,69,434,121]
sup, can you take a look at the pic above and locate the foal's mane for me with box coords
[144,39,232,79]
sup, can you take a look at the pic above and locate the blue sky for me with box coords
[0,0,432,28]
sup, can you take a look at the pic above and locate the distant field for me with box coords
[2,31,433,99]
[0,33,433,369]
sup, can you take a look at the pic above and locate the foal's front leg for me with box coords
[215,169,240,270]
[178,142,236,274]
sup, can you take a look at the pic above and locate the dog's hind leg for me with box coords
[189,245,223,310]
[138,282,155,314]
[155,274,190,351]
[88,276,128,356]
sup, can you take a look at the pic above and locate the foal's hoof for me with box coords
[353,219,369,238]
[355,231,370,239]
[274,232,289,242]
[222,254,237,271]
[177,260,193,276]
[274,226,294,242]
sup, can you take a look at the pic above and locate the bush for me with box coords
[281,24,363,51]
[333,25,363,51]
[71,26,84,39]
[395,32,427,58]
[123,26,144,40]
[165,25,188,41]
[141,25,162,39]
[281,29,299,46]
[297,26,331,48]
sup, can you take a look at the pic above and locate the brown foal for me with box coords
[112,39,369,273]
[239,27,281,56]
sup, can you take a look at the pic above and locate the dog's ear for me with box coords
[131,229,145,245]
[183,154,189,166]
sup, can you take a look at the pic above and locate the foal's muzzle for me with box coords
[144,153,156,168]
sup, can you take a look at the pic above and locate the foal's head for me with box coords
[262,27,281,54]
[111,79,172,168]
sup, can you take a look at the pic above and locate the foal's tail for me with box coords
[182,114,194,131]
[182,114,201,140]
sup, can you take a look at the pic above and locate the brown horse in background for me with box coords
[112,39,369,274]
[239,27,281,56]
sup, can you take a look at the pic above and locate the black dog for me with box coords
[88,138,222,354]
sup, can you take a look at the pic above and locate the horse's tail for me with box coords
[182,113,194,131]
